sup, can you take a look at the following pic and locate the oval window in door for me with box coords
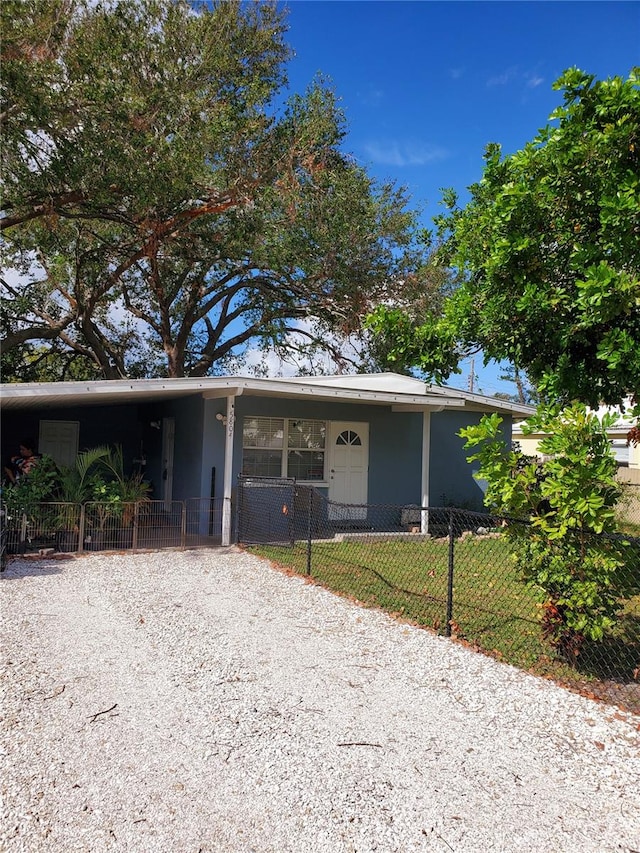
[336,430,362,446]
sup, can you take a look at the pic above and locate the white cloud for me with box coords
[526,74,545,89]
[362,141,448,168]
[487,67,545,90]
[240,347,300,378]
[487,67,518,87]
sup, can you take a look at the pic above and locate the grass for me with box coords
[249,536,640,713]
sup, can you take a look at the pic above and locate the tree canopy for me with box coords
[1,0,433,380]
[368,68,640,407]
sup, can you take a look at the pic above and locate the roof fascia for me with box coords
[201,388,243,399]
[392,404,447,413]
[218,377,467,407]
[1,374,535,415]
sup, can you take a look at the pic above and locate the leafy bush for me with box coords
[2,455,58,520]
[460,404,628,659]
[4,445,152,528]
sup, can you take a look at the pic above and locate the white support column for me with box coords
[421,410,431,534]
[221,394,236,546]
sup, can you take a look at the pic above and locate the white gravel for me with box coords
[1,548,639,853]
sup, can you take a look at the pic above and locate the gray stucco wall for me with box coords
[430,411,513,511]
[200,396,513,511]
[1,397,207,503]
[2,404,141,462]
[201,400,227,501]
[225,396,424,506]
[2,393,513,512]
[2,403,150,484]
[367,411,424,505]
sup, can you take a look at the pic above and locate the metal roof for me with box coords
[0,374,535,416]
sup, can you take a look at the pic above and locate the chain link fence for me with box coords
[618,483,640,529]
[237,477,640,714]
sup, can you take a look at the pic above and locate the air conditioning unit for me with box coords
[401,505,422,526]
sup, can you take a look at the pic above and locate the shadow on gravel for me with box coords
[1,556,71,579]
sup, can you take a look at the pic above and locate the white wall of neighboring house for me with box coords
[594,398,639,471]
[516,436,640,469]
[512,403,640,527]
[512,399,639,470]
[617,466,640,528]
[514,434,544,459]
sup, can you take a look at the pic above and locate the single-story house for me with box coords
[513,400,640,471]
[1,373,534,544]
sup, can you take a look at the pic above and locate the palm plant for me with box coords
[55,446,111,504]
[93,445,151,528]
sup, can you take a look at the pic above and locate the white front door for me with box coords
[161,417,175,511]
[328,422,369,520]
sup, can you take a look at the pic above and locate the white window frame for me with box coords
[38,419,80,468]
[242,417,328,483]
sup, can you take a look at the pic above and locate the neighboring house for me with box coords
[1,373,533,544]
[513,400,640,471]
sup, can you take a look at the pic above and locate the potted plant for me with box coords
[2,455,59,553]
[87,446,151,550]
[53,446,112,551]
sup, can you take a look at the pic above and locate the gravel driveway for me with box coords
[1,548,639,853]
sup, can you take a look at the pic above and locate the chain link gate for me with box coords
[236,476,297,545]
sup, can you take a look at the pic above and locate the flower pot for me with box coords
[5,529,26,555]
[86,528,133,551]
[55,530,79,553]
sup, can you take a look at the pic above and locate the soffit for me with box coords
[1,374,533,415]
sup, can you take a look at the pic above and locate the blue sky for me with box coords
[279,1,640,396]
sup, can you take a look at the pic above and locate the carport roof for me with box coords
[0,373,535,416]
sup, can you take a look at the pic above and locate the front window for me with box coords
[242,417,284,477]
[242,417,326,481]
[287,419,326,481]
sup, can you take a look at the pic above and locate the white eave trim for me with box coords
[0,374,535,416]
[202,387,243,400]
[201,377,464,407]
[392,404,447,413]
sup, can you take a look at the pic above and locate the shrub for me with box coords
[460,404,628,659]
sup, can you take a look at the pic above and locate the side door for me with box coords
[161,417,175,511]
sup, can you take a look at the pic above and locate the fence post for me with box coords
[445,509,455,637]
[234,481,241,545]
[78,504,85,553]
[132,502,139,551]
[180,501,187,549]
[306,487,313,576]
[19,513,28,554]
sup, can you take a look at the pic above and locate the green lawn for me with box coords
[249,536,640,712]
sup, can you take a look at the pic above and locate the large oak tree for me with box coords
[1,0,431,380]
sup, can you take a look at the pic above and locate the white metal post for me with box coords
[221,395,236,546]
[421,410,431,534]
